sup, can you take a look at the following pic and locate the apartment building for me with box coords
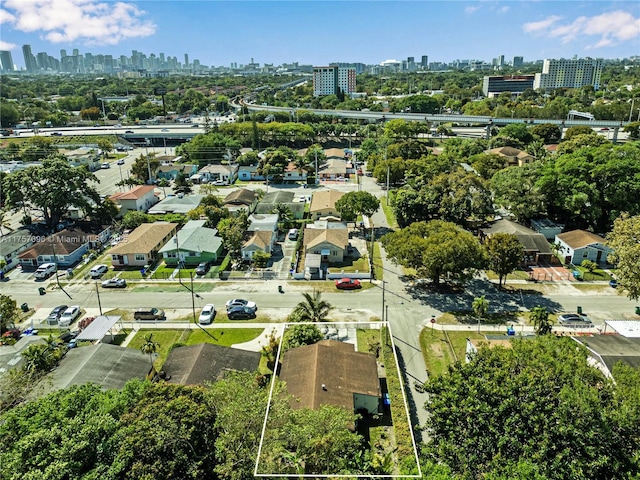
[313,66,356,96]
[533,58,603,91]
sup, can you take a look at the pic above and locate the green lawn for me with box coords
[126,327,263,369]
[485,269,530,281]
[420,329,489,378]
[380,195,398,229]
[327,256,370,274]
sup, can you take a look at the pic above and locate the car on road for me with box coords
[117,159,125,165]
[101,278,127,288]
[59,306,81,327]
[195,262,210,276]
[191,124,200,128]
[90,264,109,279]
[600,127,610,131]
[335,278,362,290]
[558,313,593,326]
[125,130,134,134]
[225,299,257,312]
[93,124,101,127]
[199,304,216,324]
[47,305,68,325]
[609,278,618,288]
[227,306,257,320]
[161,128,169,132]
[134,307,166,321]
[50,132,62,136]
[101,163,110,169]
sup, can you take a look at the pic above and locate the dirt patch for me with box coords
[429,341,444,359]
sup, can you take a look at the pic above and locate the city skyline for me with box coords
[1,1,639,70]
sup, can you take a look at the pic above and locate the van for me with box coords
[134,308,166,321]
[288,229,298,240]
[34,263,57,279]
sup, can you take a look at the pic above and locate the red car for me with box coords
[335,278,362,290]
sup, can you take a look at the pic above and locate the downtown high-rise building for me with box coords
[513,56,524,68]
[0,50,14,72]
[534,57,603,91]
[22,44,37,72]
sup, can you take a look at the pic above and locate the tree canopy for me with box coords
[607,213,640,300]
[424,336,640,480]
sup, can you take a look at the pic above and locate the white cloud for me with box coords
[0,40,17,50]
[522,15,562,33]
[2,0,156,45]
[0,8,16,24]
[523,10,640,49]
[465,5,481,14]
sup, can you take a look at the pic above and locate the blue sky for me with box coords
[1,1,639,68]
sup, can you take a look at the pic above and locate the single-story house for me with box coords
[237,165,260,181]
[47,343,152,392]
[487,146,535,167]
[159,220,223,266]
[282,161,308,182]
[224,188,258,214]
[148,194,204,215]
[303,223,349,264]
[0,229,36,272]
[317,159,348,181]
[161,343,261,385]
[110,222,178,268]
[109,185,159,214]
[309,190,345,221]
[555,230,612,266]
[254,191,306,220]
[61,147,101,171]
[571,335,640,379]
[19,225,111,270]
[280,340,381,414]
[480,219,553,266]
[241,213,279,261]
[198,164,239,185]
[156,163,199,181]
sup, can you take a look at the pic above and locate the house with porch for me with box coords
[159,220,223,266]
[303,222,349,264]
[279,340,381,415]
[197,164,239,185]
[241,214,278,261]
[156,163,199,181]
[223,188,259,214]
[109,185,158,215]
[480,218,553,266]
[19,225,111,270]
[555,230,612,266]
[109,222,177,268]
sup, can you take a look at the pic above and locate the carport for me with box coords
[75,315,123,343]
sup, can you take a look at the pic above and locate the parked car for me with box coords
[198,304,216,324]
[227,306,257,320]
[195,262,210,276]
[59,306,81,327]
[134,307,166,321]
[47,305,68,325]
[90,264,109,279]
[335,278,362,290]
[558,313,593,326]
[287,228,298,240]
[34,263,57,279]
[225,298,257,312]
[101,278,127,288]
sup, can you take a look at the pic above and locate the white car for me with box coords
[90,264,109,279]
[225,299,257,312]
[59,306,81,326]
[198,304,216,325]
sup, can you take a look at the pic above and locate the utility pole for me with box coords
[386,164,390,206]
[95,281,103,316]
[314,151,318,185]
[382,281,386,321]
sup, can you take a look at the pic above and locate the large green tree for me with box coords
[4,155,99,229]
[424,336,640,479]
[484,233,524,288]
[607,213,640,300]
[335,191,380,222]
[381,220,486,285]
[0,294,18,334]
[491,163,546,222]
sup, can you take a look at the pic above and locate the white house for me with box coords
[555,230,612,266]
[109,185,158,214]
[241,213,278,261]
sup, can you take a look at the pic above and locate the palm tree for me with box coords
[293,290,333,323]
[472,295,489,332]
[530,306,553,335]
[272,203,293,231]
[140,333,160,368]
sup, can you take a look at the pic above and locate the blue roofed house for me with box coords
[159,220,223,267]
[156,162,199,181]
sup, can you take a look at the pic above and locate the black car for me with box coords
[47,305,68,324]
[227,306,257,320]
[124,130,134,134]
[195,262,210,276]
